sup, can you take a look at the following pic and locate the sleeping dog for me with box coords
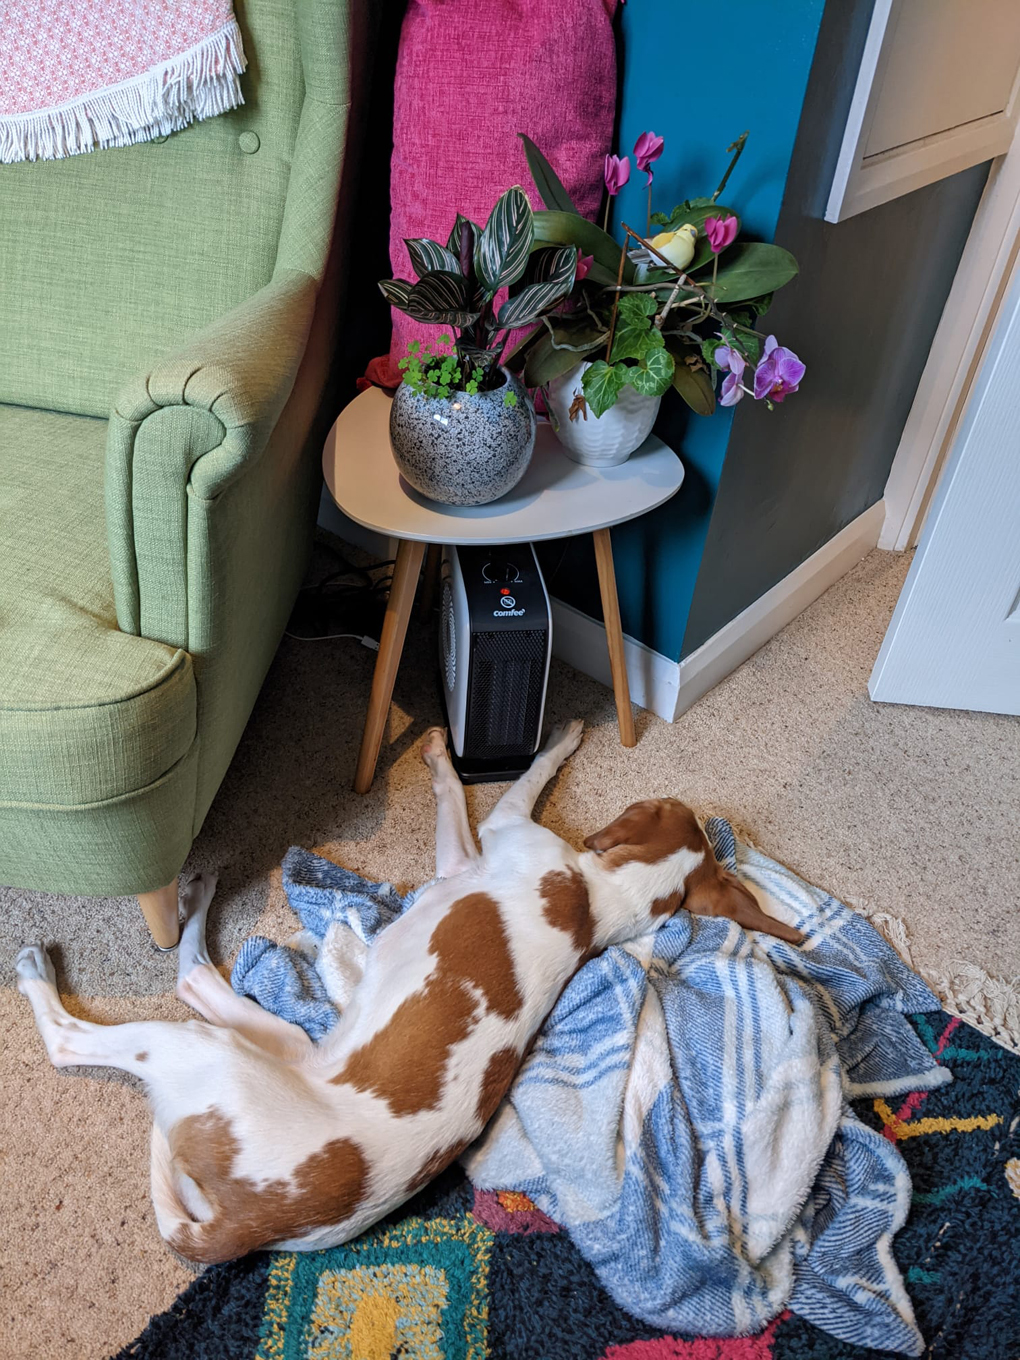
[16,720,802,1264]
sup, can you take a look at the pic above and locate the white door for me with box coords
[869,254,1020,714]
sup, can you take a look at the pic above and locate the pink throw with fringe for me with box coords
[0,0,246,164]
[369,0,618,389]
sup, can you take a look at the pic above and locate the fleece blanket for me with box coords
[0,1,245,164]
[232,821,949,1355]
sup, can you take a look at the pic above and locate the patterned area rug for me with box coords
[115,1013,1019,1360]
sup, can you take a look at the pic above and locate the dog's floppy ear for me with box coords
[688,869,804,945]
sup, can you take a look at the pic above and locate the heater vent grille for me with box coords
[466,629,547,758]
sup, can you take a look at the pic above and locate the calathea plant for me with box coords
[379,186,579,405]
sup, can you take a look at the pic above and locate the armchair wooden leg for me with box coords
[138,878,181,949]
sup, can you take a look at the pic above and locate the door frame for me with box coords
[880,133,1020,551]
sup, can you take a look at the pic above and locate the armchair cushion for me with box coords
[0,405,196,808]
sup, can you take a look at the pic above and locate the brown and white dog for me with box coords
[16,720,801,1265]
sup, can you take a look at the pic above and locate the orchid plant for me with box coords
[379,186,578,404]
[508,132,805,419]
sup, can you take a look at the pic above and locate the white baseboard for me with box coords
[551,501,885,723]
[551,598,681,722]
[673,501,885,717]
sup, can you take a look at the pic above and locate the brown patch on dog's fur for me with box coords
[584,798,704,870]
[649,891,684,918]
[540,868,593,955]
[334,892,523,1116]
[166,1110,369,1264]
[405,1137,472,1197]
[587,801,803,944]
[135,1052,148,1062]
[476,1045,521,1127]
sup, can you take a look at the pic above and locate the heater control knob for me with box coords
[483,559,521,585]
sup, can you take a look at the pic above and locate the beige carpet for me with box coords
[2,545,1018,1360]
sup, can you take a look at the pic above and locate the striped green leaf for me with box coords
[404,271,480,327]
[477,186,534,292]
[497,246,577,327]
[405,238,462,277]
[378,278,413,309]
[519,133,579,214]
[446,214,482,256]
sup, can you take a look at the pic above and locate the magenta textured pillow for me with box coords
[377,0,618,384]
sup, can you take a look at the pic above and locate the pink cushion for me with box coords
[377,0,618,382]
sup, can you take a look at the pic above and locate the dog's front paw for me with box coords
[546,718,584,759]
[15,943,55,991]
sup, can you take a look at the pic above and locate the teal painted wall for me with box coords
[545,0,825,661]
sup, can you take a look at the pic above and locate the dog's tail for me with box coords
[150,1124,227,1264]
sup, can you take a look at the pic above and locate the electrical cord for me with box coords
[284,630,380,649]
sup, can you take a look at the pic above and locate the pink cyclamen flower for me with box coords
[704,214,739,253]
[715,344,746,406]
[633,130,664,186]
[575,252,594,281]
[604,154,631,196]
[753,335,806,403]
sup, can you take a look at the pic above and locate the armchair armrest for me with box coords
[106,269,318,645]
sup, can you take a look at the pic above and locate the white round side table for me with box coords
[322,386,684,792]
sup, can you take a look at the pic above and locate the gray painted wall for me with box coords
[681,0,989,657]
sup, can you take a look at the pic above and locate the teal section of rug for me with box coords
[116,1013,1020,1360]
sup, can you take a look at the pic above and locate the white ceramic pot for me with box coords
[546,361,661,467]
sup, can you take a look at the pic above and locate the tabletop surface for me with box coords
[322,386,684,545]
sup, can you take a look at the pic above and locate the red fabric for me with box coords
[369,0,618,384]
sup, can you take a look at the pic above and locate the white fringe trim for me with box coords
[0,19,246,164]
[851,898,1020,1058]
[720,819,1020,1058]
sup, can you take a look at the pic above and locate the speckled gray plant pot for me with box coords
[389,368,536,507]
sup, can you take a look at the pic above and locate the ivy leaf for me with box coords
[617,292,657,323]
[582,360,627,418]
[748,292,774,315]
[405,239,463,277]
[477,186,534,292]
[621,346,674,397]
[611,321,664,365]
[518,133,579,214]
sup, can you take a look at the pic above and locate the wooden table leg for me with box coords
[354,538,427,793]
[138,878,180,949]
[418,544,442,621]
[593,527,636,748]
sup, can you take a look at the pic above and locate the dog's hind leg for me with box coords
[481,719,583,834]
[422,727,479,878]
[173,873,313,1062]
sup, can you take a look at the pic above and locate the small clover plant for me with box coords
[399,336,519,406]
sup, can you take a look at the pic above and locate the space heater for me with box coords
[439,543,552,782]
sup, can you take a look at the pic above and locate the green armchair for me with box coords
[0,1,352,945]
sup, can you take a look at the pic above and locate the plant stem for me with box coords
[605,241,628,363]
[602,195,611,234]
[647,181,652,237]
[711,131,748,203]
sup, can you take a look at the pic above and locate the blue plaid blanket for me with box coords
[232,820,947,1355]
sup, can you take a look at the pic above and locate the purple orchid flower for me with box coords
[604,154,631,196]
[715,344,746,406]
[704,214,738,253]
[753,335,805,403]
[633,131,664,187]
